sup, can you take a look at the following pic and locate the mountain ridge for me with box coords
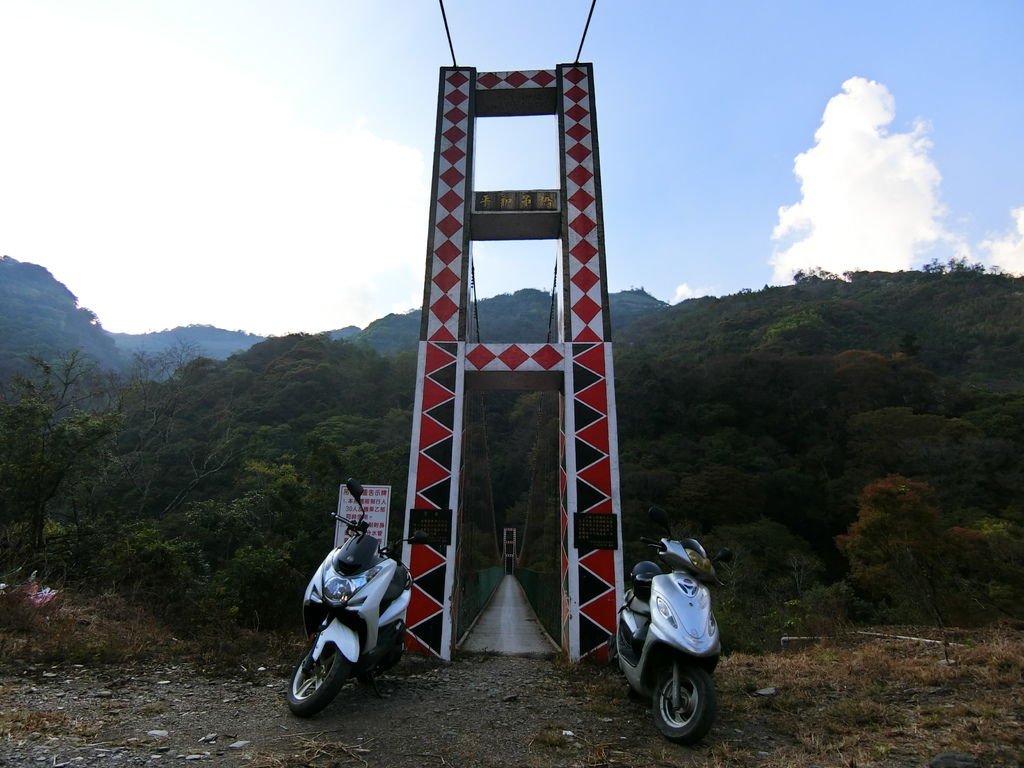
[0,255,669,364]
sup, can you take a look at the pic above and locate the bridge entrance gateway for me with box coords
[503,527,517,575]
[401,64,624,662]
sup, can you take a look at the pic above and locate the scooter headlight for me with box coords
[322,565,384,605]
[323,575,355,604]
[684,548,713,576]
[655,595,678,629]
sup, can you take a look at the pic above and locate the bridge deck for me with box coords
[460,574,558,657]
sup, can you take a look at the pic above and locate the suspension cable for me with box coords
[574,0,597,64]
[470,259,482,342]
[438,0,457,67]
[546,259,559,344]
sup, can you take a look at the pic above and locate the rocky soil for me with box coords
[1,641,1017,767]
[0,653,690,768]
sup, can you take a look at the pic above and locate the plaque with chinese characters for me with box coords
[408,509,453,548]
[475,190,559,212]
[573,513,619,551]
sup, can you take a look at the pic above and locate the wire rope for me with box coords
[470,259,482,343]
[546,260,559,344]
[574,0,597,64]
[438,0,457,67]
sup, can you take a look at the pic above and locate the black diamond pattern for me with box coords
[574,399,601,430]
[579,614,610,658]
[572,362,601,392]
[420,478,451,509]
[431,361,457,393]
[574,438,603,470]
[426,399,456,430]
[412,612,444,654]
[415,562,447,603]
[578,565,610,605]
[423,436,454,471]
[576,478,607,513]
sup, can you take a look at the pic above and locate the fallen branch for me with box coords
[854,630,965,647]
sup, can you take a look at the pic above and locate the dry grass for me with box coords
[711,628,1023,766]
[0,587,298,671]
[0,589,173,664]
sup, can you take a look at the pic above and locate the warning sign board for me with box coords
[334,484,391,549]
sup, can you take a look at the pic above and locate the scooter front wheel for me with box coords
[287,645,352,717]
[652,664,717,744]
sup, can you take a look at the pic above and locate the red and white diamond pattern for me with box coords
[571,342,620,660]
[405,63,623,662]
[426,69,473,343]
[404,340,461,658]
[476,70,556,90]
[465,343,563,372]
[560,66,604,344]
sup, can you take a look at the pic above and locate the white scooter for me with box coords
[611,506,732,744]
[287,479,425,717]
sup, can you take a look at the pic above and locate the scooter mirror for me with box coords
[408,530,430,545]
[713,547,733,564]
[345,478,364,506]
[648,506,672,535]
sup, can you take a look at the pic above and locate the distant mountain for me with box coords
[347,288,668,354]
[2,259,669,370]
[114,288,669,359]
[0,255,122,378]
[327,326,361,341]
[109,325,267,361]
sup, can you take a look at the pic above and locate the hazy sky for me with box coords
[2,1,1023,336]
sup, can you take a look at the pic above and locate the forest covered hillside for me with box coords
[0,256,122,378]
[1,260,1021,649]
[618,266,1024,391]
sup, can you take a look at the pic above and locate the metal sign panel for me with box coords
[407,508,454,549]
[335,484,391,548]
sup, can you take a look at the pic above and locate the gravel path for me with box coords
[4,643,1005,767]
[0,654,705,767]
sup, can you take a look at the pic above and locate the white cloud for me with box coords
[671,283,710,304]
[771,77,946,283]
[0,5,429,336]
[980,208,1024,275]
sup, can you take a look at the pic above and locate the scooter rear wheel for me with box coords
[652,664,717,744]
[287,645,351,717]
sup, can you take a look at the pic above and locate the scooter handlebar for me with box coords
[333,514,368,534]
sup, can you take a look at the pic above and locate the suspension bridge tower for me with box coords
[402,63,624,661]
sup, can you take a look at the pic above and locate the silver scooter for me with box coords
[611,506,732,744]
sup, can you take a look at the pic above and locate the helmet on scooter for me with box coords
[630,561,661,601]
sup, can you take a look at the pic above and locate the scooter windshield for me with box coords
[333,534,381,575]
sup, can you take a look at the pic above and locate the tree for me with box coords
[836,475,951,624]
[0,354,120,558]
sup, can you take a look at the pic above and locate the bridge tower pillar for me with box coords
[402,64,623,661]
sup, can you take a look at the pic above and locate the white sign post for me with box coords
[335,484,391,548]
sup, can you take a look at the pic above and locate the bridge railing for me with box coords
[514,568,561,644]
[456,565,505,641]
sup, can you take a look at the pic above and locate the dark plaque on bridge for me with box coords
[574,513,619,551]
[408,509,453,548]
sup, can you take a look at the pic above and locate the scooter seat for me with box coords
[624,589,651,617]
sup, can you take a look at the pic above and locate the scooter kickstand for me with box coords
[362,672,384,698]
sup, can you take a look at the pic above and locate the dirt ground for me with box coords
[2,632,1020,768]
[5,653,682,768]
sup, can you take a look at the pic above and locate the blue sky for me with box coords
[2,1,1022,335]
